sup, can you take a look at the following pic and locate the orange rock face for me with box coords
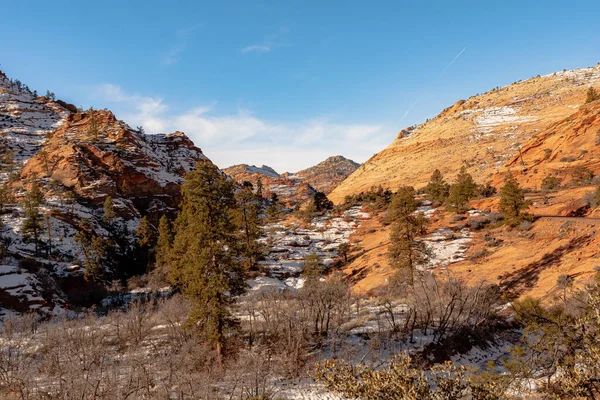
[21,110,208,217]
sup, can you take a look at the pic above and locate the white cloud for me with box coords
[241,28,289,55]
[241,44,272,53]
[92,84,392,172]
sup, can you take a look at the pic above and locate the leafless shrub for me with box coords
[413,272,501,344]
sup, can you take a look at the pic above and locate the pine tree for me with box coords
[387,186,429,285]
[155,215,173,269]
[338,242,350,264]
[499,173,529,224]
[87,109,101,142]
[424,169,450,203]
[135,216,156,273]
[103,196,116,227]
[256,177,264,198]
[303,251,322,279]
[234,185,263,269]
[447,165,477,212]
[0,183,12,213]
[168,160,246,362]
[313,191,334,212]
[21,181,45,257]
[74,230,107,280]
[585,86,600,104]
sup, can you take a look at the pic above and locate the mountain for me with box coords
[287,155,360,194]
[224,156,360,205]
[0,71,208,317]
[329,65,600,203]
[223,164,316,206]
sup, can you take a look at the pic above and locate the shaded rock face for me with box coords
[291,155,360,194]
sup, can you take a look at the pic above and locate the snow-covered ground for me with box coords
[251,206,369,291]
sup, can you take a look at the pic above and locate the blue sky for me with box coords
[2,1,600,172]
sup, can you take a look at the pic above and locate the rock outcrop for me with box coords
[289,155,360,194]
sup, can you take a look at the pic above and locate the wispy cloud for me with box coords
[241,28,289,55]
[241,44,272,54]
[440,47,467,76]
[161,24,202,65]
[91,84,390,172]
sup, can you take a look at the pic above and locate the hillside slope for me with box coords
[330,65,600,203]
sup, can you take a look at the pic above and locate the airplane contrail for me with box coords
[399,46,468,123]
[440,47,467,76]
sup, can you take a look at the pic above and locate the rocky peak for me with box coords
[292,155,360,194]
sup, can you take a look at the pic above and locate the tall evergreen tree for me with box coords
[387,186,429,285]
[135,216,156,273]
[155,215,172,268]
[74,230,107,280]
[256,177,264,198]
[234,185,263,269]
[168,160,246,362]
[447,165,477,212]
[21,181,45,257]
[424,169,450,203]
[500,173,529,224]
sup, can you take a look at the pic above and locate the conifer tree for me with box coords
[447,165,477,212]
[387,186,429,285]
[87,109,100,142]
[424,169,450,203]
[586,86,600,104]
[313,191,334,212]
[303,251,323,279]
[234,185,263,269]
[256,177,264,198]
[168,160,246,362]
[74,230,107,280]
[155,215,173,268]
[500,173,529,224]
[21,181,45,257]
[135,216,156,272]
[103,196,116,227]
[0,183,12,213]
